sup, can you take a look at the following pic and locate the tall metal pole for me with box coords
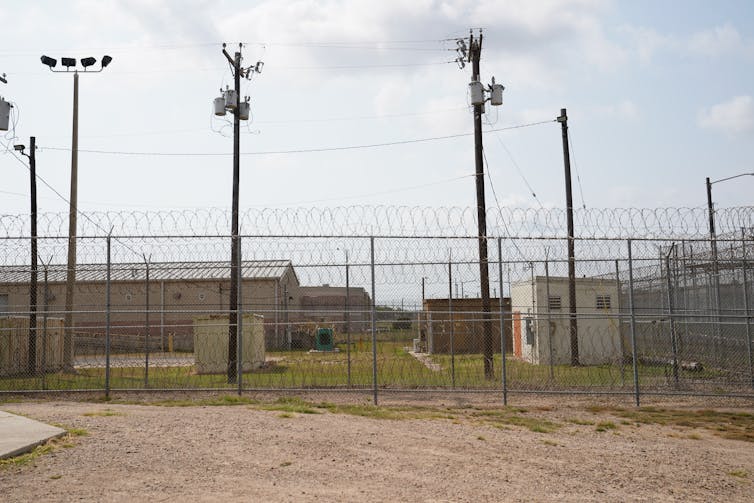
[544,257,554,379]
[706,177,722,365]
[225,46,242,384]
[557,108,579,366]
[27,136,38,376]
[63,72,79,370]
[469,31,494,379]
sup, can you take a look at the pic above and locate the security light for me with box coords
[101,55,112,68]
[40,55,57,68]
[255,61,264,73]
[13,144,25,152]
[61,57,76,68]
[80,57,97,68]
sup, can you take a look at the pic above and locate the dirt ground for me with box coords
[1,393,752,502]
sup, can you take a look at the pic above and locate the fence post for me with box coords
[105,234,112,399]
[665,248,680,388]
[237,236,243,396]
[544,254,554,380]
[143,255,150,388]
[497,238,508,406]
[627,239,640,407]
[370,236,378,406]
[42,260,49,391]
[345,250,351,388]
[615,259,625,387]
[448,254,455,388]
[742,229,753,389]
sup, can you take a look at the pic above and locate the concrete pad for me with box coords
[0,410,66,459]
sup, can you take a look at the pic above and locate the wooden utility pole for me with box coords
[223,44,242,384]
[469,31,495,379]
[557,108,579,365]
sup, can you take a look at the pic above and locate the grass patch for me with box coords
[280,461,292,467]
[585,406,754,442]
[49,474,62,480]
[257,397,322,415]
[82,409,124,417]
[542,439,560,447]
[566,418,595,426]
[595,421,618,432]
[138,395,259,407]
[67,427,89,437]
[728,470,749,479]
[0,431,82,470]
[277,412,294,418]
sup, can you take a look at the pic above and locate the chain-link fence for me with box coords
[1,227,752,404]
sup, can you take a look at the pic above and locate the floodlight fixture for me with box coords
[255,61,264,74]
[61,57,76,68]
[40,55,57,69]
[14,144,25,152]
[80,57,97,69]
[101,55,112,68]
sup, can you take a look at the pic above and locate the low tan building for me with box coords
[0,260,300,353]
[298,285,371,333]
[422,298,512,354]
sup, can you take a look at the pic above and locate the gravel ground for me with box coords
[1,395,752,502]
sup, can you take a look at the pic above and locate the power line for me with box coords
[0,138,142,258]
[38,120,555,157]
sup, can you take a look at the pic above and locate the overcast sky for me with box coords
[1,0,753,218]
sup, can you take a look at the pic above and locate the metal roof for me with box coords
[0,260,294,284]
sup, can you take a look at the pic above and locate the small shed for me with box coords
[0,316,65,376]
[422,298,512,354]
[510,276,621,365]
[193,313,265,374]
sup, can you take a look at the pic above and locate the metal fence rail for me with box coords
[0,233,752,405]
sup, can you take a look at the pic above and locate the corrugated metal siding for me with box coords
[0,260,292,284]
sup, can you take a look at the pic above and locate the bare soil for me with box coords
[1,394,753,502]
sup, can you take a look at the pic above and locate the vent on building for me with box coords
[596,295,611,310]
[198,292,206,301]
[548,295,562,310]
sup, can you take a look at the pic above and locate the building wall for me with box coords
[423,298,511,354]
[511,277,621,365]
[0,274,301,353]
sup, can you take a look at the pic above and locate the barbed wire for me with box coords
[1,206,752,239]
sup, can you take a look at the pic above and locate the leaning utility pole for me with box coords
[557,108,579,366]
[462,29,504,379]
[216,43,262,384]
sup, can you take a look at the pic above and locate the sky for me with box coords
[1,0,753,220]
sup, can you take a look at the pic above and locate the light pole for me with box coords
[41,54,112,369]
[15,138,37,375]
[706,172,754,364]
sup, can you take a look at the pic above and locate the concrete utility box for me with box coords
[0,316,65,376]
[510,276,621,365]
[193,314,265,374]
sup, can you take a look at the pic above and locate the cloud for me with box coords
[621,22,754,63]
[698,95,754,135]
[688,23,749,57]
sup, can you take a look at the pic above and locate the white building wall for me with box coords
[512,277,621,365]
